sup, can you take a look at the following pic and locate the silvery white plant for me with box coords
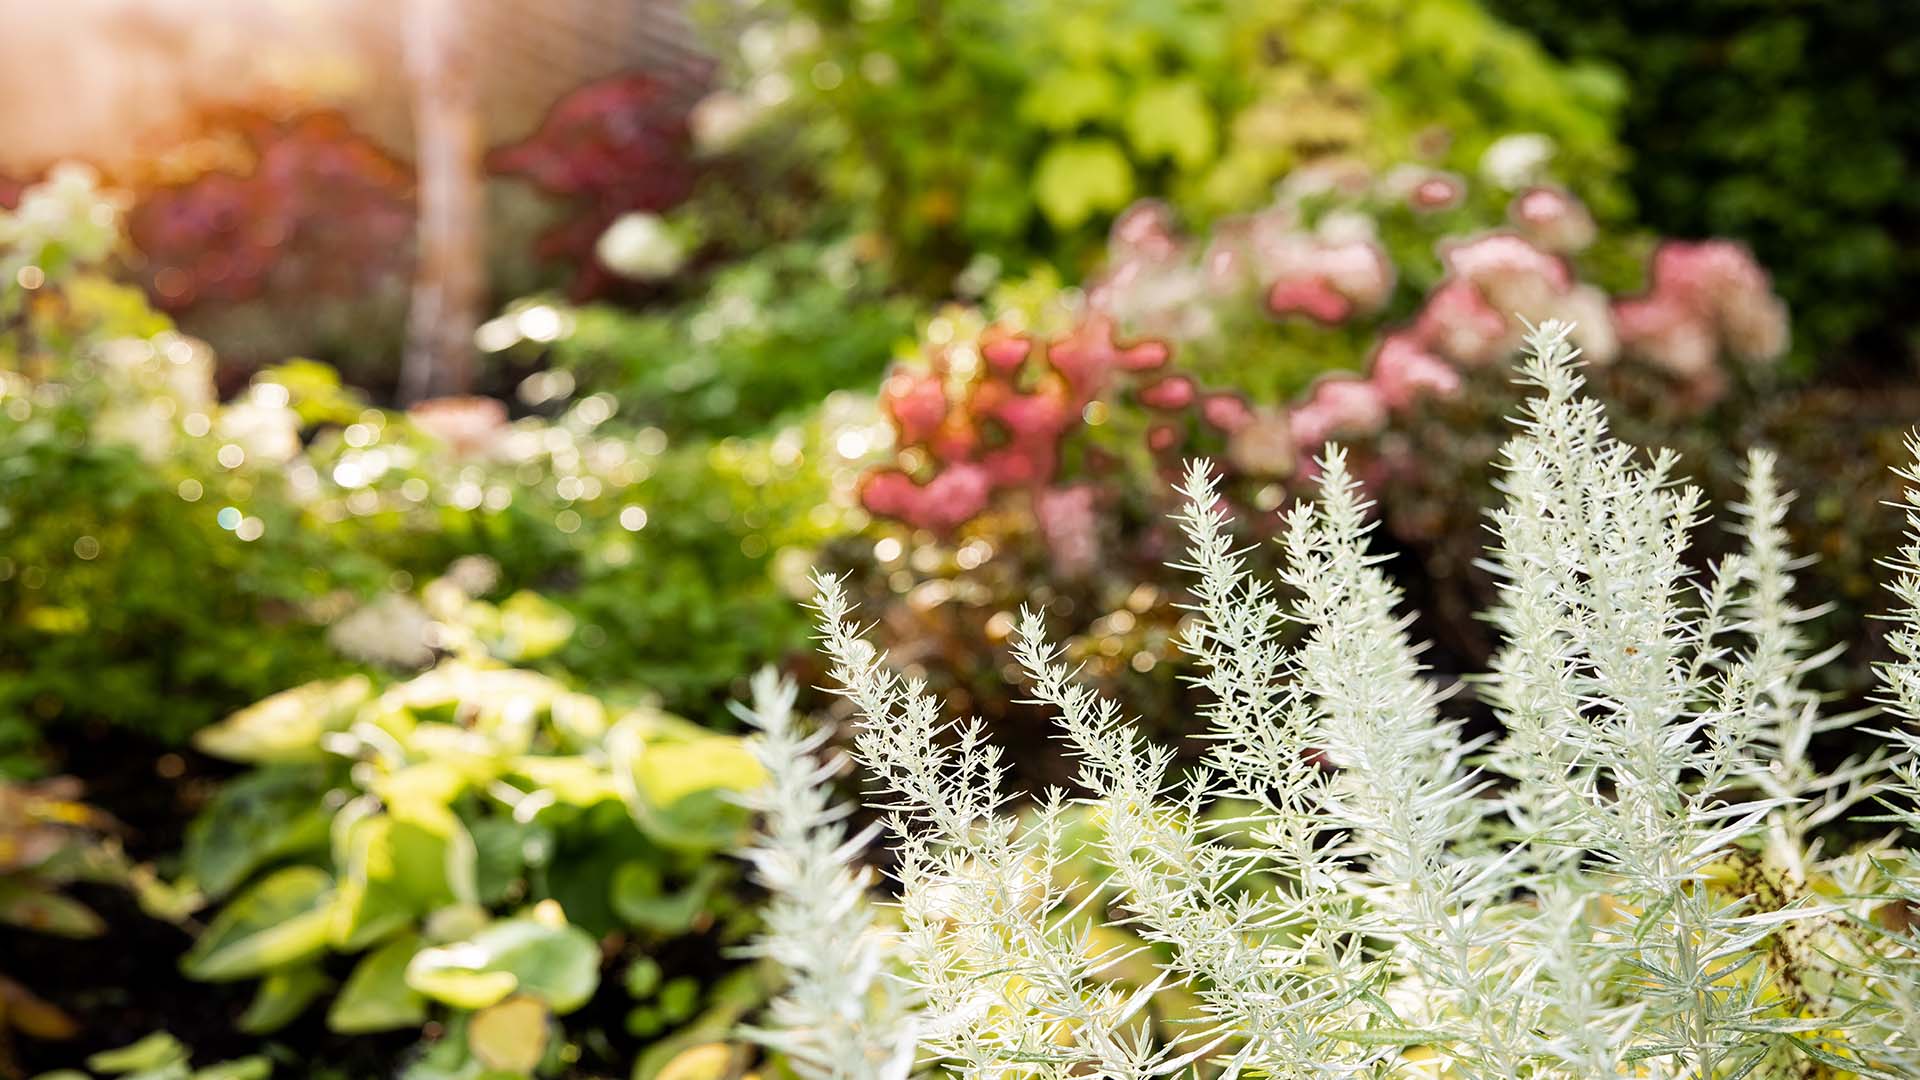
[734,667,919,1080]
[743,320,1920,1078]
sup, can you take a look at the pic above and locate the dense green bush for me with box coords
[708,0,1629,287]
[1488,0,1920,369]
[493,237,915,443]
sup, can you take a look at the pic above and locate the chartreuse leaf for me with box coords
[330,810,467,951]
[1031,138,1135,229]
[181,866,334,982]
[1018,67,1122,131]
[651,1044,734,1080]
[469,995,551,1074]
[608,721,762,852]
[238,963,331,1034]
[406,907,599,1015]
[486,591,576,663]
[86,1032,188,1073]
[329,933,429,1034]
[1124,78,1216,168]
[192,676,372,764]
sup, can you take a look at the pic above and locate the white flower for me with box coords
[1480,133,1557,190]
[217,399,302,466]
[327,593,436,669]
[594,212,688,281]
[689,91,763,155]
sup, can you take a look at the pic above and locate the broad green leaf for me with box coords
[183,767,332,900]
[611,862,724,935]
[1031,138,1134,230]
[181,866,334,982]
[331,812,466,950]
[406,913,599,1015]
[238,963,331,1034]
[1018,67,1122,132]
[469,996,550,1074]
[193,676,372,764]
[609,723,762,851]
[509,756,619,807]
[1124,79,1216,168]
[190,1059,272,1080]
[87,1032,188,1074]
[486,591,576,663]
[329,933,429,1034]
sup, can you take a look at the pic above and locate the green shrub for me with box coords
[709,0,1629,287]
[499,237,916,443]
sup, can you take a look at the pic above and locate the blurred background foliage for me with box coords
[3,0,1919,1076]
[1488,0,1920,372]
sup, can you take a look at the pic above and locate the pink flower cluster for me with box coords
[1613,240,1789,397]
[865,166,1792,538]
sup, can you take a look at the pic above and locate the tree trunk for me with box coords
[400,0,484,403]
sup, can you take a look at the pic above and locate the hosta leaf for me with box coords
[181,867,334,982]
[406,913,599,1014]
[509,757,619,808]
[1018,67,1122,132]
[651,1044,735,1080]
[329,933,428,1034]
[1124,79,1216,168]
[1032,138,1134,230]
[330,810,470,950]
[183,767,332,900]
[469,995,551,1074]
[0,878,105,937]
[238,964,331,1034]
[190,1059,272,1080]
[87,1032,189,1073]
[611,862,724,935]
[487,591,576,663]
[610,721,761,851]
[193,676,371,764]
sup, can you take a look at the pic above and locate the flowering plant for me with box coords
[762,322,1920,1078]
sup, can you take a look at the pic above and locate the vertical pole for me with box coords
[400,0,484,403]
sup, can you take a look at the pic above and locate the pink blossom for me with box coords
[859,464,993,532]
[1267,277,1353,324]
[1147,423,1179,453]
[1036,485,1101,578]
[1109,200,1181,262]
[1442,233,1572,295]
[1200,393,1255,432]
[981,332,1033,372]
[1291,377,1387,450]
[1412,279,1513,366]
[1509,187,1596,253]
[1138,376,1196,410]
[880,370,949,445]
[1410,174,1465,212]
[1370,335,1462,409]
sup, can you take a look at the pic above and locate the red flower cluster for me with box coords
[861,316,1170,531]
[129,112,414,310]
